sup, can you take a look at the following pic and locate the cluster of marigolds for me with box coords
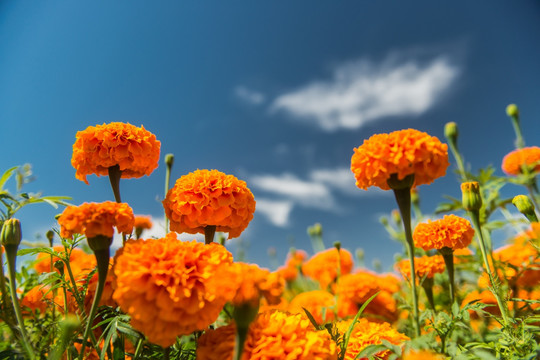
[3,103,540,360]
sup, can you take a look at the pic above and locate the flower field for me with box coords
[1,105,540,359]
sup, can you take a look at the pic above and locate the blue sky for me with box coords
[1,1,540,270]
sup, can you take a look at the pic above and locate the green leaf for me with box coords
[302,307,323,330]
[17,247,57,257]
[355,344,387,359]
[0,166,18,191]
[341,292,380,356]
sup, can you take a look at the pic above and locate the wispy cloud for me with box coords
[250,167,385,226]
[255,199,294,227]
[270,55,459,131]
[235,86,265,105]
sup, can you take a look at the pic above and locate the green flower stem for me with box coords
[5,245,36,360]
[77,248,110,360]
[391,182,420,338]
[447,141,467,182]
[526,184,540,213]
[164,157,173,234]
[64,259,85,311]
[233,326,249,360]
[205,225,216,244]
[108,165,122,203]
[510,114,525,149]
[133,338,145,360]
[232,303,258,360]
[440,249,456,306]
[0,251,11,320]
[467,210,511,327]
[422,278,435,310]
[163,347,170,360]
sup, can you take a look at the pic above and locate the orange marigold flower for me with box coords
[163,169,256,239]
[403,350,445,360]
[226,262,285,307]
[413,214,474,251]
[351,129,449,190]
[302,248,353,289]
[112,233,233,347]
[58,202,134,239]
[277,249,308,282]
[493,235,540,287]
[397,255,445,280]
[501,146,540,176]
[197,324,237,360]
[246,310,337,360]
[336,318,409,360]
[133,215,153,230]
[462,290,502,318]
[197,310,337,360]
[71,122,161,184]
[21,285,51,313]
[336,271,398,323]
[35,246,96,279]
[288,290,337,324]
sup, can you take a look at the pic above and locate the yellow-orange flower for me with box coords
[21,286,50,313]
[413,214,474,251]
[112,233,233,347]
[501,146,540,176]
[493,235,540,287]
[58,202,134,239]
[72,122,161,184]
[462,290,501,318]
[226,262,285,307]
[288,290,336,324]
[403,350,445,360]
[133,215,153,230]
[163,169,256,239]
[35,246,96,279]
[397,255,445,280]
[336,318,409,360]
[277,249,308,282]
[335,271,399,323]
[351,129,449,190]
[246,310,337,360]
[197,310,337,360]
[197,324,237,360]
[302,248,353,289]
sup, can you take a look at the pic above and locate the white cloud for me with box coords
[250,173,335,209]
[309,168,359,195]
[255,199,294,227]
[235,86,265,105]
[271,55,459,131]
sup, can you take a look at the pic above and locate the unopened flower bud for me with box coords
[444,122,459,145]
[165,153,174,168]
[313,223,322,237]
[356,248,364,262]
[461,181,482,211]
[506,104,519,118]
[1,218,22,247]
[46,230,54,247]
[512,195,538,223]
[54,260,65,275]
[333,241,341,251]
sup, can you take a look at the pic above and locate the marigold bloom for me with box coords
[197,324,237,360]
[58,202,134,239]
[351,129,449,190]
[336,271,398,323]
[413,214,474,251]
[197,310,337,360]
[501,146,540,176]
[336,318,409,360]
[35,246,96,279]
[226,262,285,307]
[163,169,256,239]
[21,286,50,313]
[493,235,540,287]
[133,215,152,230]
[112,234,233,347]
[403,350,445,360]
[397,255,445,280]
[302,248,353,289]
[72,122,161,184]
[289,290,336,324]
[462,290,501,318]
[246,310,337,360]
[277,249,308,282]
